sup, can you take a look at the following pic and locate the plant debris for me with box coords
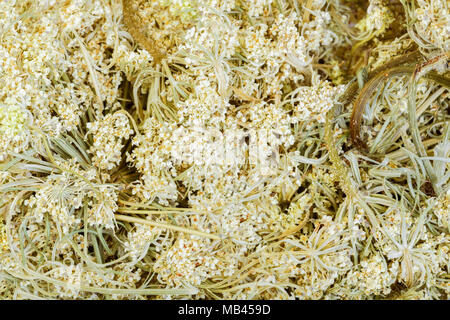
[0,0,449,300]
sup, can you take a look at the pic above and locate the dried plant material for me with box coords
[122,0,167,63]
[349,62,450,148]
[0,0,449,300]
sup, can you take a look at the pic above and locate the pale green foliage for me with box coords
[0,0,448,300]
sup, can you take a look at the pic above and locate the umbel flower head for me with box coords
[0,0,448,300]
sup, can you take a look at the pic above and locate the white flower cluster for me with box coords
[128,117,179,205]
[87,112,133,170]
[0,103,30,161]
[154,236,237,286]
[334,254,399,298]
[124,222,162,260]
[0,221,7,254]
[263,217,353,299]
[289,80,344,123]
[355,0,394,37]
[0,0,126,162]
